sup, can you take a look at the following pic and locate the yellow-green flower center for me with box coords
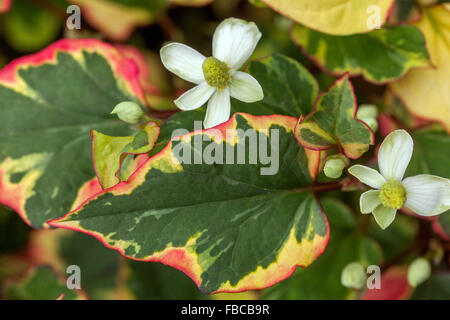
[379,180,406,209]
[202,57,230,90]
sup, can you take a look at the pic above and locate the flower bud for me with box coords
[357,104,379,132]
[324,156,347,179]
[357,104,378,119]
[111,101,144,124]
[407,257,431,288]
[341,262,366,289]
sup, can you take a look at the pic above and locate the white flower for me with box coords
[348,129,450,229]
[160,18,264,129]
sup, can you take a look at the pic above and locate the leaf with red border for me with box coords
[49,113,329,294]
[295,75,374,159]
[0,39,148,228]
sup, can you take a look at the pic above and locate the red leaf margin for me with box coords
[0,39,149,227]
[48,112,329,294]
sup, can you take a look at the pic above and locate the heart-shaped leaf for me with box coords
[295,75,374,159]
[0,39,147,228]
[291,25,430,84]
[260,0,395,35]
[50,113,329,293]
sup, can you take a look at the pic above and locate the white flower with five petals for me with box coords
[160,18,264,129]
[348,130,450,229]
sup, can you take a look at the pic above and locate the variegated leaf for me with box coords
[291,24,430,84]
[50,113,329,293]
[295,75,374,159]
[0,39,147,228]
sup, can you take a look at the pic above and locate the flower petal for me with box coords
[212,18,261,70]
[229,71,264,103]
[174,82,215,111]
[360,190,381,214]
[348,165,386,189]
[160,42,205,84]
[378,129,413,181]
[203,88,231,129]
[403,174,450,216]
[372,205,397,230]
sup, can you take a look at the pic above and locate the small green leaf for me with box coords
[291,24,430,84]
[50,113,328,294]
[92,122,160,189]
[3,266,86,300]
[295,75,374,159]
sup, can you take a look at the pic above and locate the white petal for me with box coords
[203,88,231,129]
[174,82,215,111]
[378,129,413,181]
[403,174,450,216]
[229,71,264,103]
[360,190,381,214]
[212,18,262,70]
[160,43,205,84]
[348,165,386,189]
[372,205,397,230]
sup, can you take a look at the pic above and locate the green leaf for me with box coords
[295,75,374,159]
[2,0,62,52]
[0,39,148,228]
[50,113,328,293]
[92,122,160,189]
[291,24,430,84]
[3,265,86,300]
[235,54,318,117]
[262,198,382,300]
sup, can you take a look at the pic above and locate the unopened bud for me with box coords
[324,156,347,179]
[111,101,144,124]
[341,262,366,289]
[407,257,431,288]
[357,104,379,132]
